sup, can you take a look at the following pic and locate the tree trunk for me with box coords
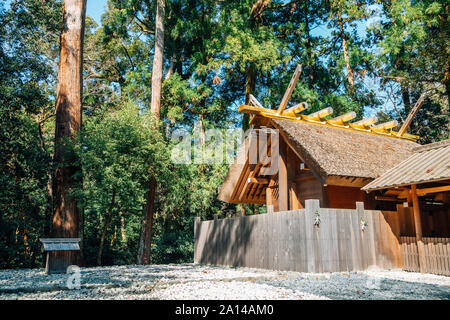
[250,0,270,23]
[244,63,256,131]
[120,209,126,242]
[97,189,116,266]
[79,207,85,266]
[245,1,265,130]
[401,84,411,111]
[137,0,165,265]
[303,0,314,86]
[44,172,53,237]
[137,177,156,265]
[165,56,176,80]
[337,13,355,92]
[50,0,86,267]
[150,0,165,118]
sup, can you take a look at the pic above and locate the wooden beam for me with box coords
[289,182,302,209]
[247,177,269,184]
[248,94,264,108]
[371,120,398,131]
[325,175,372,188]
[278,138,288,211]
[254,182,266,199]
[282,102,307,117]
[286,147,301,210]
[349,116,378,129]
[230,160,249,202]
[411,184,427,273]
[248,170,268,200]
[327,111,356,125]
[391,189,410,199]
[268,178,277,188]
[239,130,262,201]
[416,185,450,196]
[234,128,270,203]
[385,189,403,195]
[239,104,274,116]
[249,183,261,200]
[375,196,402,202]
[276,64,302,115]
[239,105,419,140]
[397,92,426,136]
[237,163,252,201]
[302,107,333,121]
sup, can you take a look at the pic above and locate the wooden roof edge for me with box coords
[362,177,450,192]
[325,175,373,188]
[413,139,450,153]
[239,105,420,141]
[40,238,81,243]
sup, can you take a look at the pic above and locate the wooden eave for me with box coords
[373,180,450,202]
[325,175,374,188]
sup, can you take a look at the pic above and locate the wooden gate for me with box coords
[400,236,450,276]
[400,236,420,272]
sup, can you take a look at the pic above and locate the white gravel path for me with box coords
[0,264,449,300]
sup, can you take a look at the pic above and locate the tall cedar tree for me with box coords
[138,0,165,265]
[50,0,87,266]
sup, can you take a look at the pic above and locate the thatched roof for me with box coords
[362,139,450,191]
[218,119,418,203]
[272,119,418,181]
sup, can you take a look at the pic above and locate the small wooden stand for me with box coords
[40,238,80,274]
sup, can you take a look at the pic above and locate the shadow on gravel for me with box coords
[263,273,450,300]
[0,265,179,296]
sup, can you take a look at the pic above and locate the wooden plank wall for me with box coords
[45,251,78,274]
[396,204,450,238]
[326,185,367,209]
[400,236,450,276]
[194,200,403,273]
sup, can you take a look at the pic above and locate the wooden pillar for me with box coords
[266,185,273,213]
[286,148,301,210]
[194,217,201,264]
[278,138,288,211]
[411,184,427,273]
[305,199,320,272]
[289,182,301,210]
[321,184,328,208]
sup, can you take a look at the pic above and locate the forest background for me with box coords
[1,0,448,269]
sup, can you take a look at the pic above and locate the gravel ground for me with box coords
[1,264,449,300]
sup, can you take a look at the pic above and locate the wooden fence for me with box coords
[400,236,450,276]
[194,200,402,273]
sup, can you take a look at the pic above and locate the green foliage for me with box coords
[0,0,59,269]
[0,108,51,269]
[370,0,449,142]
[75,102,171,265]
[0,0,448,269]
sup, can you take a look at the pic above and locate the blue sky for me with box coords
[86,0,107,25]
[4,0,108,24]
